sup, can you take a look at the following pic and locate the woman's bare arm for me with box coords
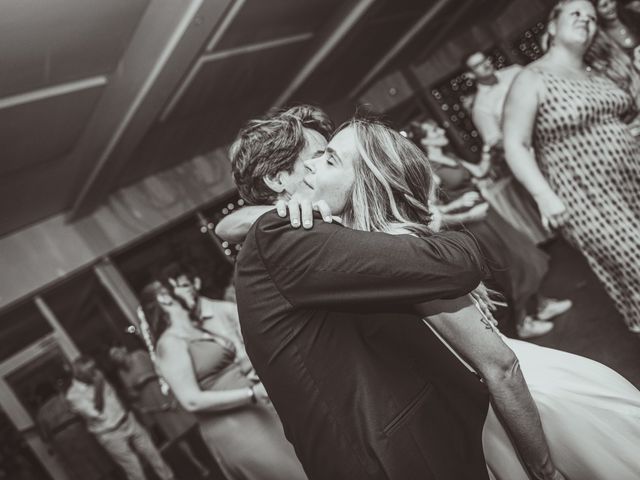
[155,335,257,412]
[503,69,567,229]
[417,297,561,480]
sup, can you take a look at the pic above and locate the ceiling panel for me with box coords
[167,38,313,121]
[289,3,423,105]
[0,0,150,98]
[0,155,78,235]
[119,99,268,188]
[0,84,105,175]
[213,0,344,51]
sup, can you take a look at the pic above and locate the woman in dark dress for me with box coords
[414,120,573,338]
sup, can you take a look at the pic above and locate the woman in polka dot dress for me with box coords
[504,0,640,334]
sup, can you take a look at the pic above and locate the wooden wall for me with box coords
[0,149,235,310]
[361,0,550,113]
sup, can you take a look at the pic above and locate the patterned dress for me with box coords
[532,69,640,332]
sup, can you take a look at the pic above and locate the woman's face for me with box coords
[552,1,598,48]
[303,127,357,215]
[153,283,186,318]
[596,0,618,21]
[420,122,449,148]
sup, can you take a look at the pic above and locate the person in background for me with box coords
[109,347,210,479]
[66,356,175,480]
[159,263,250,374]
[35,379,115,480]
[139,279,308,480]
[465,52,552,245]
[595,0,640,53]
[503,0,640,336]
[413,119,572,338]
[466,52,522,149]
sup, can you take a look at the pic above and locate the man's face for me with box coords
[467,53,495,79]
[170,274,199,311]
[279,128,328,199]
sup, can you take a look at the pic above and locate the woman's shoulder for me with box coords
[506,63,546,103]
[156,330,189,357]
[515,61,546,84]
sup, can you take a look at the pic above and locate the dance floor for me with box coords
[530,237,640,388]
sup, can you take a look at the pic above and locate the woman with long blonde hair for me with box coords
[503,0,640,335]
[303,117,640,479]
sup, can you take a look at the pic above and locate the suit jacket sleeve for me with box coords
[253,213,485,309]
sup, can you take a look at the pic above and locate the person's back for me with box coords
[235,212,490,480]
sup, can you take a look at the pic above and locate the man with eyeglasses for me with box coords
[465,51,523,147]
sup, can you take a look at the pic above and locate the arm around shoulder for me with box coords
[254,213,485,309]
[215,206,274,243]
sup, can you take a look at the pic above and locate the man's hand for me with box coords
[275,196,335,229]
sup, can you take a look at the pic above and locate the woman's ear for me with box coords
[193,277,202,291]
[547,21,557,39]
[263,172,287,194]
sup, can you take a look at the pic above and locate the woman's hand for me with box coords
[462,202,490,223]
[534,190,568,229]
[275,196,337,229]
[470,284,499,327]
[438,191,481,213]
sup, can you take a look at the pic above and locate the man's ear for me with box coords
[193,277,202,291]
[168,278,178,289]
[263,172,287,193]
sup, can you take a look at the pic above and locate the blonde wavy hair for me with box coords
[336,118,435,237]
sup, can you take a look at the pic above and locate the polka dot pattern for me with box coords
[533,70,640,332]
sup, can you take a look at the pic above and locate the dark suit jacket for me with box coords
[235,212,490,480]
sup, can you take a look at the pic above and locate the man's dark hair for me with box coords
[159,262,197,284]
[229,105,333,205]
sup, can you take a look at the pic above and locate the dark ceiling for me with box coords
[0,0,511,238]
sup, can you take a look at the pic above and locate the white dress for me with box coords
[425,323,640,480]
